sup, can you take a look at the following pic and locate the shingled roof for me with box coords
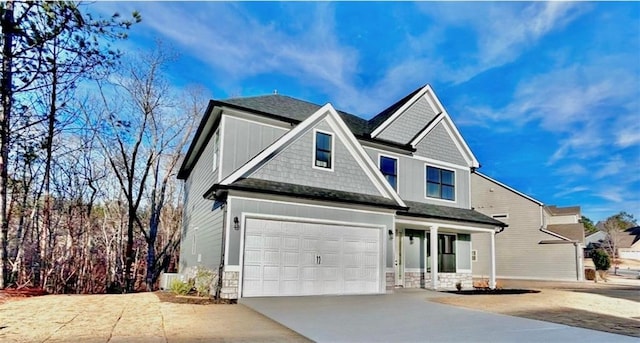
[367,85,424,131]
[395,200,506,227]
[205,178,405,210]
[547,223,585,243]
[216,86,427,140]
[218,94,371,136]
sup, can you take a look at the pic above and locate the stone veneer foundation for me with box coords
[400,271,473,290]
[220,271,239,299]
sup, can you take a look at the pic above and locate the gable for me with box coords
[219,104,405,207]
[415,122,468,166]
[250,119,382,197]
[376,96,438,144]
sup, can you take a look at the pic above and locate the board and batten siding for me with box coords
[180,131,225,273]
[363,147,470,208]
[220,114,288,181]
[251,120,383,197]
[226,197,395,269]
[470,173,581,281]
[377,97,438,144]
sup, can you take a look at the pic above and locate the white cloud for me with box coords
[414,2,586,84]
[554,186,588,198]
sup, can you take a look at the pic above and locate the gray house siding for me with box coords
[471,174,580,281]
[414,123,467,166]
[377,97,437,144]
[226,196,395,268]
[251,120,383,197]
[220,114,288,181]
[180,134,224,274]
[364,147,470,209]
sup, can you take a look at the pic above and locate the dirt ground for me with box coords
[0,292,309,343]
[1,273,638,341]
[433,275,640,338]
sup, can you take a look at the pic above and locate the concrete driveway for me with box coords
[241,289,637,343]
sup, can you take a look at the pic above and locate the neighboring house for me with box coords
[617,227,640,260]
[471,172,585,281]
[177,85,505,299]
[583,231,607,258]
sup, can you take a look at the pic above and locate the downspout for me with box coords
[574,242,584,281]
[216,200,227,299]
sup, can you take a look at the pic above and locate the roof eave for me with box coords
[208,183,407,211]
[396,212,507,228]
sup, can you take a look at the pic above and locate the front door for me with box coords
[395,228,404,287]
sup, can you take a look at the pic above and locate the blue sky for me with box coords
[92,2,639,223]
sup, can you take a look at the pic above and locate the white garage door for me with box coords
[242,218,381,297]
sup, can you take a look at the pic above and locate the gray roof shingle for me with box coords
[218,95,371,135]
[547,223,585,242]
[398,200,507,227]
[206,178,404,210]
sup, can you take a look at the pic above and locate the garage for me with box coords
[242,218,381,297]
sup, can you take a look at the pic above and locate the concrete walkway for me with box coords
[241,289,638,343]
[0,293,308,342]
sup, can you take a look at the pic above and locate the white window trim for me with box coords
[424,163,456,203]
[378,153,399,193]
[312,128,335,172]
[211,129,220,173]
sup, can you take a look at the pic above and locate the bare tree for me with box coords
[602,211,637,262]
[91,46,200,292]
[0,0,139,289]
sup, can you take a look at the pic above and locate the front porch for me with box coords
[389,216,500,291]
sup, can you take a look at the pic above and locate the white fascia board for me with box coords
[423,85,479,168]
[441,115,479,168]
[323,107,406,207]
[219,103,333,186]
[408,113,445,146]
[395,218,497,233]
[475,172,544,206]
[370,85,430,138]
[540,227,574,242]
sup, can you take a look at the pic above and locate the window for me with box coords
[426,166,455,201]
[379,156,398,191]
[212,130,220,172]
[438,234,456,272]
[426,233,457,273]
[314,131,333,169]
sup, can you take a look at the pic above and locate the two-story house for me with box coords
[177,85,505,299]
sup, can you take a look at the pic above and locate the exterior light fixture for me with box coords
[233,217,240,230]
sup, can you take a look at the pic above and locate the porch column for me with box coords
[430,226,438,290]
[489,231,496,289]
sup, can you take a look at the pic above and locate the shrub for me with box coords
[591,249,611,271]
[194,266,216,297]
[169,279,193,295]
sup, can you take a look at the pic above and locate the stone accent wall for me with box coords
[437,273,473,290]
[402,271,473,290]
[386,271,395,291]
[220,271,239,299]
[404,271,427,288]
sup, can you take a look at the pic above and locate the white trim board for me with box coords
[370,85,430,138]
